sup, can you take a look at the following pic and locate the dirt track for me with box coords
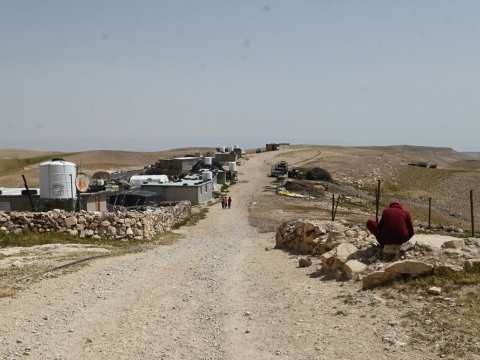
[0,150,434,359]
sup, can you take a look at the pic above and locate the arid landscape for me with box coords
[1,144,480,359]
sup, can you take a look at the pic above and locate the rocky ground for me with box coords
[0,148,479,359]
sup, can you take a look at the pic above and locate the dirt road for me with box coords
[1,150,429,359]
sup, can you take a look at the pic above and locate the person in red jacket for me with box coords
[367,201,414,246]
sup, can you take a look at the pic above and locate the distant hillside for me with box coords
[347,145,471,166]
[462,152,480,158]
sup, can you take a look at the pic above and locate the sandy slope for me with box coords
[0,148,442,360]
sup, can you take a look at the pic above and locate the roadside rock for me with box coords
[384,260,433,276]
[441,239,465,249]
[363,271,400,288]
[299,257,312,268]
[343,260,367,280]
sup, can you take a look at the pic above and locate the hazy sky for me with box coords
[1,1,479,151]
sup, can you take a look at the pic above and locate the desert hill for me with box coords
[0,145,478,217]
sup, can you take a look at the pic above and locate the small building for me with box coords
[141,178,214,205]
[266,143,290,151]
[0,188,107,212]
[233,148,244,158]
[214,152,237,162]
[155,157,199,171]
[107,190,163,210]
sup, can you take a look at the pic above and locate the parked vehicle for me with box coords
[288,165,300,178]
[270,160,288,177]
[256,148,262,153]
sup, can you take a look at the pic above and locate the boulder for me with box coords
[464,259,480,269]
[320,252,335,270]
[434,264,463,275]
[65,216,77,227]
[383,244,401,255]
[363,271,400,288]
[299,257,312,268]
[327,243,358,270]
[428,286,442,295]
[441,239,465,249]
[400,241,415,252]
[342,260,367,280]
[384,260,433,276]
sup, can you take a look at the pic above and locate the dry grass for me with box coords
[384,267,480,358]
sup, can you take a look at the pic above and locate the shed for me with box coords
[141,179,213,205]
[107,190,164,209]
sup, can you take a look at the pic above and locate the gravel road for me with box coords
[0,150,430,360]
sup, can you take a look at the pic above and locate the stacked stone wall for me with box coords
[276,219,480,288]
[0,201,191,240]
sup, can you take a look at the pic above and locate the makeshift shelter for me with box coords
[107,190,163,209]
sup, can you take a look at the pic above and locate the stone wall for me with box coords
[0,201,191,240]
[276,219,480,288]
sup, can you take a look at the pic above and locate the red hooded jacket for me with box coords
[378,202,414,243]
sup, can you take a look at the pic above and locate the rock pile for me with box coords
[275,219,480,288]
[0,201,191,240]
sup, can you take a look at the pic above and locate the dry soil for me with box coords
[0,148,453,360]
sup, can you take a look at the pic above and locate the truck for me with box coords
[287,165,300,178]
[270,160,288,177]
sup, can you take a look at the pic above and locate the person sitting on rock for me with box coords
[366,201,414,247]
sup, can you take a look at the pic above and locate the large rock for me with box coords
[342,260,367,280]
[363,271,400,288]
[325,232,347,250]
[322,243,358,271]
[299,257,312,267]
[65,216,77,227]
[464,259,480,269]
[441,239,465,249]
[434,264,463,275]
[384,260,433,276]
[320,252,335,270]
[400,241,415,252]
[383,244,401,255]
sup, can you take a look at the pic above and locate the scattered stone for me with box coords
[363,271,400,288]
[299,257,312,268]
[428,287,442,295]
[434,264,463,275]
[441,239,465,249]
[342,260,367,280]
[425,319,432,325]
[384,260,433,276]
[464,259,480,269]
[400,241,415,252]
[383,244,401,255]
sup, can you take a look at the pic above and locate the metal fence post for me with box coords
[471,190,475,237]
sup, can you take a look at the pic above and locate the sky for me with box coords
[1,0,479,152]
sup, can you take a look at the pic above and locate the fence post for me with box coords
[375,179,381,223]
[471,190,475,237]
[332,194,335,221]
[428,197,432,229]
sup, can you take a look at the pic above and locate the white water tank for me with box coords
[204,157,212,165]
[97,179,105,186]
[221,146,226,153]
[39,159,77,199]
[228,146,234,152]
[233,144,238,149]
[202,171,213,181]
[229,162,237,172]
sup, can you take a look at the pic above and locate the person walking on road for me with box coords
[227,197,232,209]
